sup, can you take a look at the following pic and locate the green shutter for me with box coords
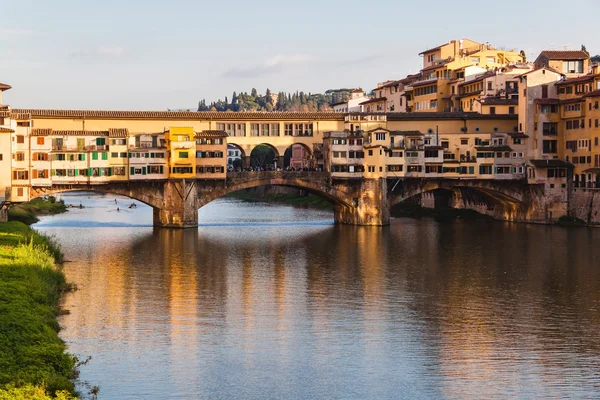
[92,152,98,160]
[102,152,108,160]
[108,168,112,176]
[82,154,86,161]
[88,168,92,176]
[130,167,135,175]
[159,166,163,174]
[150,153,155,158]
[145,153,150,158]
[75,169,79,176]
[51,169,55,176]
[142,167,147,175]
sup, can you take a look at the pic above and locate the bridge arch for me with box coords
[197,172,355,210]
[29,182,168,210]
[388,179,529,220]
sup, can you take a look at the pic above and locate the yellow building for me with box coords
[403,38,525,113]
[165,127,196,179]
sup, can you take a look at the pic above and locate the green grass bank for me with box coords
[8,197,67,225]
[0,221,78,399]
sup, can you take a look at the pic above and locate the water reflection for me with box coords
[36,193,600,399]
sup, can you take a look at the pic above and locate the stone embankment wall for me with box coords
[569,189,600,225]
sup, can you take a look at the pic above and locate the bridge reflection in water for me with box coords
[39,196,600,399]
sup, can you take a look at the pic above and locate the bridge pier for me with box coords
[153,180,199,228]
[334,178,390,226]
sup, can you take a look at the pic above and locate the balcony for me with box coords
[52,145,107,152]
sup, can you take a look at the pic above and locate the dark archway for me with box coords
[249,144,279,169]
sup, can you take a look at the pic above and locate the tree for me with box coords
[251,88,258,98]
[250,145,276,168]
[225,96,228,105]
[232,92,238,104]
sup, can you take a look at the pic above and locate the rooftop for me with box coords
[196,130,228,138]
[0,83,12,91]
[359,97,386,105]
[12,109,346,120]
[537,50,591,61]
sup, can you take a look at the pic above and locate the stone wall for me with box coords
[569,189,600,225]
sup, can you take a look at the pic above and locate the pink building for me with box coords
[290,144,310,169]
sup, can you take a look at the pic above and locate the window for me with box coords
[479,165,493,175]
[543,140,557,154]
[563,60,584,74]
[16,135,24,144]
[179,151,189,158]
[368,150,373,156]
[15,152,25,161]
[13,170,29,180]
[460,139,468,145]
[441,141,449,149]
[541,85,548,99]
[543,122,558,135]
[17,121,30,127]
[375,132,386,141]
[509,106,515,115]
[490,106,496,115]
[37,137,45,145]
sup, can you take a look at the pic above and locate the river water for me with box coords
[36,193,600,399]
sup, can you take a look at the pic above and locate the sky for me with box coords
[1,0,599,110]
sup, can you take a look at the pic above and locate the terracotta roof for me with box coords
[0,127,14,133]
[530,159,573,168]
[455,90,482,99]
[0,83,11,91]
[367,127,390,133]
[514,67,563,79]
[583,89,600,98]
[412,79,438,88]
[359,97,386,105]
[53,130,109,136]
[458,72,495,86]
[537,50,590,61]
[196,130,228,138]
[582,167,600,173]
[108,128,129,137]
[11,109,345,120]
[560,97,583,105]
[378,80,400,88]
[31,128,52,136]
[534,98,560,105]
[556,74,598,86]
[350,89,364,93]
[387,112,518,121]
[479,97,518,106]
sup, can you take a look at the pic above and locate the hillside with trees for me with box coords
[197,88,353,112]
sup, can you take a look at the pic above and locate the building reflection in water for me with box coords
[41,196,600,399]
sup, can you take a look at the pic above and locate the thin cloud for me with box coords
[69,46,128,59]
[222,53,314,78]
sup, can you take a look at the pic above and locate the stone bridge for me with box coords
[29,172,561,227]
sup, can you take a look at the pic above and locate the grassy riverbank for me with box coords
[0,221,78,399]
[226,191,333,209]
[8,197,67,225]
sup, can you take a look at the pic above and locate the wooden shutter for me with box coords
[32,170,38,179]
